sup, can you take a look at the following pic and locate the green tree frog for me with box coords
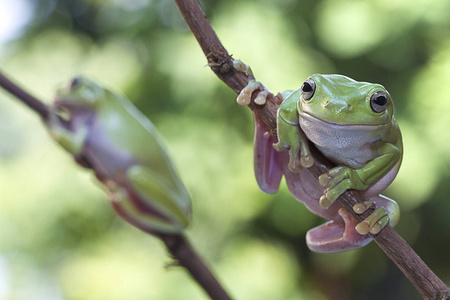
[235,61,401,253]
[45,77,191,235]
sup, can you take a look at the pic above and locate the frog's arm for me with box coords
[357,142,401,184]
[319,142,402,208]
[46,108,88,155]
[273,88,313,171]
[126,165,190,233]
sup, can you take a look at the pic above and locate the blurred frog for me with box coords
[45,77,191,235]
[235,60,401,253]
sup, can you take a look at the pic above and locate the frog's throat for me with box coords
[299,111,389,130]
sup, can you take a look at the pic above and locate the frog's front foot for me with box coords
[233,59,270,106]
[353,201,390,235]
[318,166,367,209]
[236,80,270,106]
[46,110,88,156]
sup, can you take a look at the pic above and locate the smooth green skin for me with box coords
[46,77,191,234]
[275,74,402,228]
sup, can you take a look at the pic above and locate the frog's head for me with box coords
[297,74,394,126]
[52,76,112,124]
[55,76,106,110]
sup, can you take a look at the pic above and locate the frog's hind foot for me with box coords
[306,208,372,253]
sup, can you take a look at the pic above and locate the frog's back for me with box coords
[92,94,184,190]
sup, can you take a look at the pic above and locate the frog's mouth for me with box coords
[298,111,389,149]
[299,111,389,130]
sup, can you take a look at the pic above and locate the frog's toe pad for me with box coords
[300,155,314,168]
[236,80,264,106]
[355,207,389,235]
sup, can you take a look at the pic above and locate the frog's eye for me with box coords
[301,78,316,101]
[370,91,388,113]
[70,78,81,89]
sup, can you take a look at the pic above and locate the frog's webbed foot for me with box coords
[306,197,398,252]
[236,80,270,106]
[353,195,399,235]
[318,166,367,209]
[233,59,271,106]
[355,206,389,235]
[306,208,372,253]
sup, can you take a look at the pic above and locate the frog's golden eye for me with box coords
[370,91,388,113]
[301,78,316,101]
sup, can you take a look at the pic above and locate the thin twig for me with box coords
[173,0,450,299]
[160,234,232,300]
[0,71,49,120]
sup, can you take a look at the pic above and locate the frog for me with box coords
[234,60,401,253]
[45,77,191,236]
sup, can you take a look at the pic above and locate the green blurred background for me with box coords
[0,0,449,299]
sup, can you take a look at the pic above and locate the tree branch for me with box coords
[174,0,450,299]
[0,72,49,120]
[160,234,232,300]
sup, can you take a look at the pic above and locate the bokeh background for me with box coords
[0,0,449,299]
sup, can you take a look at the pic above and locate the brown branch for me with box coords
[174,0,450,299]
[0,71,49,120]
[160,234,232,300]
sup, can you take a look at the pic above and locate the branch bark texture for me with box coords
[174,0,450,299]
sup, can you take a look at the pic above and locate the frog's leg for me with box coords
[119,165,190,234]
[306,195,399,252]
[273,89,314,171]
[253,113,283,194]
[318,142,401,208]
[46,107,88,156]
[233,60,270,106]
[108,181,181,235]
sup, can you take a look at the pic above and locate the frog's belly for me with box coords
[316,144,373,169]
[299,113,387,169]
[83,121,136,182]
